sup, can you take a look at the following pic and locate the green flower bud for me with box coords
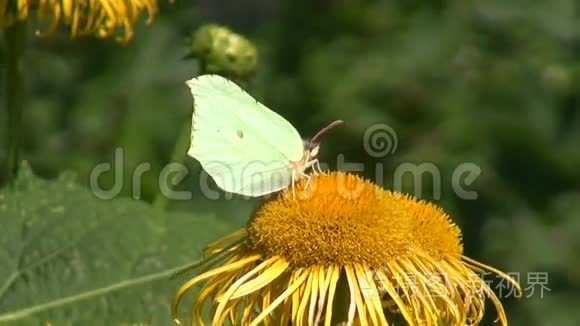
[188,24,258,79]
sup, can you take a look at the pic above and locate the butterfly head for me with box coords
[303,140,320,160]
[303,120,344,161]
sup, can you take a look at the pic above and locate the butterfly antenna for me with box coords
[310,120,345,144]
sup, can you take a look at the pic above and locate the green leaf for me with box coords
[0,162,233,325]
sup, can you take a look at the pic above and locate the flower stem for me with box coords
[152,63,205,211]
[2,21,27,184]
[152,119,191,210]
[0,260,201,322]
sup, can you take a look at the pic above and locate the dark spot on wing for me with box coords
[237,130,244,139]
[226,53,236,63]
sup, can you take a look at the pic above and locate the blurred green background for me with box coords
[1,0,579,325]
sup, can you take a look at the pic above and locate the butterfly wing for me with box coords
[187,74,304,196]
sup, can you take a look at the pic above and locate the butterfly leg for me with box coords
[303,172,312,190]
[311,159,321,175]
[314,159,323,174]
[288,171,313,200]
[305,159,321,175]
[291,170,296,199]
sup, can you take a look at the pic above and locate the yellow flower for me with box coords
[0,0,162,42]
[172,172,520,325]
